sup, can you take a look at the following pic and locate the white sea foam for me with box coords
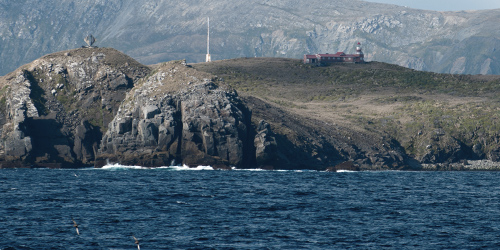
[99,163,215,171]
[232,168,266,171]
[100,163,147,170]
[97,163,343,172]
[157,165,214,171]
[336,170,357,173]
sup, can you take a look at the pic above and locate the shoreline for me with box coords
[421,160,500,171]
[3,159,500,171]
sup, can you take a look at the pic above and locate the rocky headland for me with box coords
[1,48,500,170]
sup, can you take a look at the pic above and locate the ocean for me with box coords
[1,165,500,249]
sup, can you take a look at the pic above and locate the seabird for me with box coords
[72,218,80,235]
[133,235,141,250]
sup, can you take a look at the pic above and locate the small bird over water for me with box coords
[133,235,141,250]
[72,218,80,235]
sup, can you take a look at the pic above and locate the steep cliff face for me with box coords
[0,49,293,169]
[1,0,500,76]
[0,48,149,168]
[96,60,253,168]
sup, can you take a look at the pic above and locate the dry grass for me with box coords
[193,57,500,129]
[193,57,500,159]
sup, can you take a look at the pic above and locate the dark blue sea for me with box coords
[2,165,500,249]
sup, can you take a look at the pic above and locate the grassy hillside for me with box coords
[193,58,500,163]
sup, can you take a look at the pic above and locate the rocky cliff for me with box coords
[0,48,149,168]
[2,48,500,170]
[1,0,500,76]
[0,48,414,170]
[96,60,254,168]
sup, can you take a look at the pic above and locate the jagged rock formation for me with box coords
[96,60,253,168]
[0,48,149,168]
[1,0,500,76]
[253,120,278,168]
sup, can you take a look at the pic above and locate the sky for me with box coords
[363,0,500,11]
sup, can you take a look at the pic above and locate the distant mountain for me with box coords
[1,0,500,75]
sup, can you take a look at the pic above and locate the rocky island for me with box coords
[1,48,500,170]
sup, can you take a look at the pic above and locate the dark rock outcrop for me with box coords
[0,48,149,168]
[241,96,411,170]
[254,120,278,168]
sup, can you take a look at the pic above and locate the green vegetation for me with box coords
[53,74,77,111]
[55,74,67,86]
[86,104,105,129]
[56,94,71,109]
[363,100,500,156]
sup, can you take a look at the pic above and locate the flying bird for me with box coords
[72,218,80,235]
[133,235,141,250]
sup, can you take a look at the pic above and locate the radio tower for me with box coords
[206,17,211,62]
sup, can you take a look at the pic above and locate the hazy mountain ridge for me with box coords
[1,0,499,75]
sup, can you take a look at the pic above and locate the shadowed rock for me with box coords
[0,48,149,168]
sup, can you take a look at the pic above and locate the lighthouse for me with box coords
[356,42,364,62]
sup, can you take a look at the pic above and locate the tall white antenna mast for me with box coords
[206,17,211,62]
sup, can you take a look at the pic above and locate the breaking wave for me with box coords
[99,163,214,171]
[97,163,331,172]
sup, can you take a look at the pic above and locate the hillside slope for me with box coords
[193,58,500,169]
[1,0,500,75]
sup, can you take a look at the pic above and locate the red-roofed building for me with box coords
[304,43,364,64]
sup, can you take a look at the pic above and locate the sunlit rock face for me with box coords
[97,60,253,168]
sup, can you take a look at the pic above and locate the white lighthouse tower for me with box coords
[206,17,211,62]
[356,42,363,55]
[356,42,364,62]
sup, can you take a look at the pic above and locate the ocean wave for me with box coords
[336,170,357,173]
[157,165,214,171]
[97,163,356,172]
[98,163,214,171]
[97,164,322,172]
